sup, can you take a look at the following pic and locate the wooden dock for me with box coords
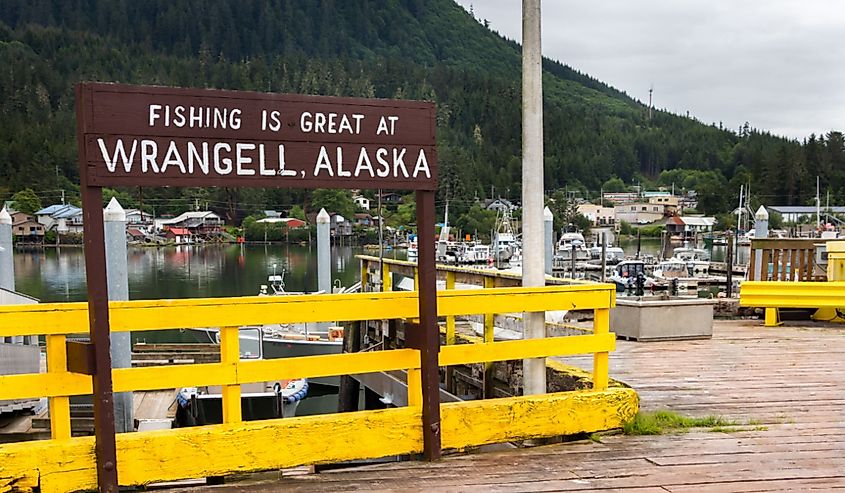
[175,319,845,492]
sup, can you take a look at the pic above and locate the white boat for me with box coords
[189,271,343,385]
[492,209,522,268]
[671,246,710,277]
[176,328,309,426]
[588,244,625,264]
[555,232,590,262]
[407,233,418,261]
[459,243,492,264]
[609,260,658,293]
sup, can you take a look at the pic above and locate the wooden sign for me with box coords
[76,83,437,190]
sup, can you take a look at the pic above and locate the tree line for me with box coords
[0,0,842,227]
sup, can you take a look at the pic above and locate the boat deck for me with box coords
[169,319,845,491]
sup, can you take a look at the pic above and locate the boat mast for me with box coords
[816,176,821,231]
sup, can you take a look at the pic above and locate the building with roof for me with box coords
[155,211,223,235]
[255,217,307,228]
[577,204,615,226]
[353,195,370,211]
[614,203,664,225]
[165,227,192,244]
[767,206,845,223]
[602,192,639,205]
[353,213,375,227]
[34,204,84,234]
[665,216,716,238]
[648,195,679,215]
[125,209,153,228]
[485,198,517,213]
[10,212,45,242]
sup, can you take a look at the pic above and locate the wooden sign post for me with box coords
[75,83,440,491]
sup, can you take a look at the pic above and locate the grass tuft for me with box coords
[623,411,736,435]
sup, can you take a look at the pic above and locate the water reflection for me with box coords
[13,244,399,303]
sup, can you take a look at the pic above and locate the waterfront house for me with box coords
[353,213,375,227]
[164,227,192,244]
[11,212,45,243]
[125,209,153,229]
[647,195,679,215]
[602,192,639,205]
[665,216,716,238]
[155,211,223,235]
[485,198,517,213]
[353,195,371,211]
[577,204,616,226]
[331,214,353,237]
[768,205,845,224]
[126,228,147,242]
[35,204,84,233]
[614,203,664,225]
[378,192,403,204]
[255,217,307,228]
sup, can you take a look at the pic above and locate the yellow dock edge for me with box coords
[0,389,637,492]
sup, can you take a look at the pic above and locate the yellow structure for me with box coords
[0,284,637,492]
[812,241,845,322]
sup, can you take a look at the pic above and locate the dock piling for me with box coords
[104,198,133,433]
[0,207,14,292]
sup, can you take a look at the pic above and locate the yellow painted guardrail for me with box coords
[739,281,845,326]
[0,285,636,492]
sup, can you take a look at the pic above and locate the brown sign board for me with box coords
[76,83,437,190]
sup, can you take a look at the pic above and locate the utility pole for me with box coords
[522,0,545,396]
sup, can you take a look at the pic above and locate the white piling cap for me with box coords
[0,207,11,225]
[316,208,330,224]
[755,205,769,220]
[103,197,126,222]
[543,206,553,221]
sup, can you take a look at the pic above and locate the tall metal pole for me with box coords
[600,232,607,283]
[522,0,546,396]
[0,207,14,292]
[544,206,553,276]
[103,198,133,433]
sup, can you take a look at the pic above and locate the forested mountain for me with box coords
[1,0,843,222]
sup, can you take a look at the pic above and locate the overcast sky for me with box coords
[455,1,844,140]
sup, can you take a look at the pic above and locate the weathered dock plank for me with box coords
[168,319,845,492]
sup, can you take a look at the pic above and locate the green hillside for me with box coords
[0,0,842,222]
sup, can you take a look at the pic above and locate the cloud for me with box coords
[456,1,845,139]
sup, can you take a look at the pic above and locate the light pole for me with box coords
[522,0,546,395]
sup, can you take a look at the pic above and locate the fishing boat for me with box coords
[189,270,344,385]
[588,244,625,264]
[609,260,658,293]
[492,208,521,268]
[555,232,590,262]
[671,246,711,277]
[175,328,309,426]
[407,233,419,261]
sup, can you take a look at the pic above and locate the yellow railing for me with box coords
[0,286,636,492]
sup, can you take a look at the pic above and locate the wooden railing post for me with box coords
[360,259,369,292]
[483,276,496,398]
[592,308,610,391]
[382,264,392,292]
[445,271,456,394]
[407,363,422,407]
[46,334,72,439]
[219,326,241,423]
